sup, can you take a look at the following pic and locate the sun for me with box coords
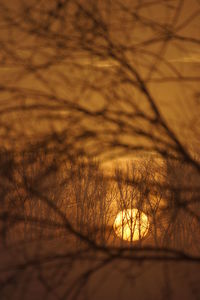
[113,208,149,242]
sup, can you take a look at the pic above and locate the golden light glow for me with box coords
[113,209,149,242]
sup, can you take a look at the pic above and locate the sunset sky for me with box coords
[0,0,199,158]
[0,1,200,300]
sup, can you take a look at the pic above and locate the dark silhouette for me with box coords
[0,1,200,299]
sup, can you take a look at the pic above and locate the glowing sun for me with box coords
[113,208,149,242]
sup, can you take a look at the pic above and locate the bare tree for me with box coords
[0,0,200,299]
